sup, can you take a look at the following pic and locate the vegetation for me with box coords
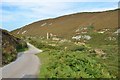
[37,50,115,78]
[10,9,119,78]
[87,25,95,31]
[16,43,28,52]
[2,29,28,65]
[28,34,118,78]
[11,9,118,39]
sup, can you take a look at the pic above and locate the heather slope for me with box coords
[1,29,28,66]
[11,9,119,39]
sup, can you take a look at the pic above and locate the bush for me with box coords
[16,42,28,52]
[70,45,86,51]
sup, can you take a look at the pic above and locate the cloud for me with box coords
[2,0,120,2]
[1,2,118,31]
[2,2,118,19]
[2,2,72,22]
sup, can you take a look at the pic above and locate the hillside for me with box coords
[11,9,119,39]
[1,29,28,66]
[10,9,119,78]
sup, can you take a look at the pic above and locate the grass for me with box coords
[87,32,117,47]
[96,45,118,77]
[37,51,51,78]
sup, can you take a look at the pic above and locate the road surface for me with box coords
[2,43,42,78]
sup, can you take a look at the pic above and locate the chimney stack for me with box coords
[47,32,49,39]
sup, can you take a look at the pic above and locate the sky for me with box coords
[0,0,119,31]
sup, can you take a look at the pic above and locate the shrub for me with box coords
[16,42,28,52]
[70,45,86,51]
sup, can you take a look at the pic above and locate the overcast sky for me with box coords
[1,0,119,31]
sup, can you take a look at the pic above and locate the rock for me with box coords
[89,49,106,57]
[75,42,86,46]
[94,49,106,56]
[114,29,120,33]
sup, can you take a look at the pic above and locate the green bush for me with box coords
[16,42,28,52]
[70,45,86,51]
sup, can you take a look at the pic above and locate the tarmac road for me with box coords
[2,43,42,78]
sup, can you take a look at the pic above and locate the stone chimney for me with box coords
[47,32,49,39]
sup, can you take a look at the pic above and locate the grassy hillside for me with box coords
[11,9,119,39]
[1,29,28,66]
[27,35,118,78]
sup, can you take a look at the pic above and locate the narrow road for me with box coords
[2,43,42,78]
